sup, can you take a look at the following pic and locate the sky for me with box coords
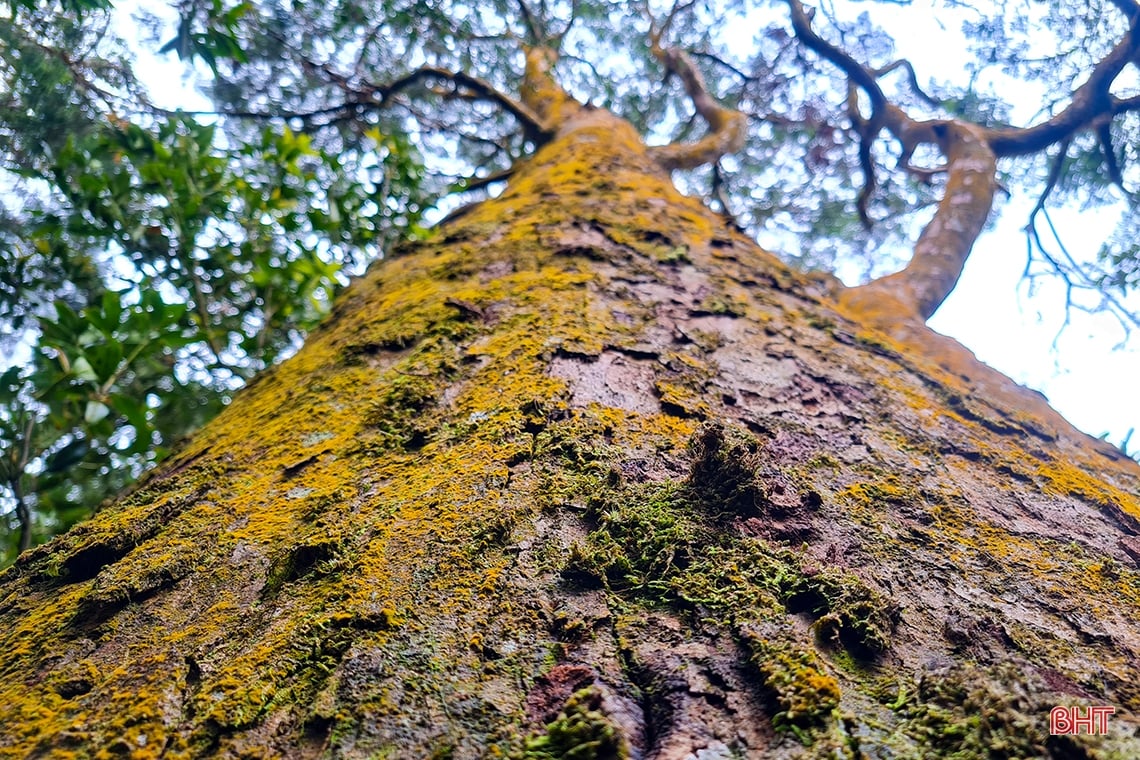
[120,0,1139,454]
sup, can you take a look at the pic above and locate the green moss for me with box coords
[889,664,1048,759]
[782,569,898,657]
[744,636,841,736]
[694,294,745,317]
[566,479,700,593]
[687,422,766,518]
[520,687,630,760]
[363,372,440,451]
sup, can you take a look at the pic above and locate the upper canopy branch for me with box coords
[372,66,552,142]
[842,121,998,321]
[175,51,552,141]
[985,25,1140,157]
[782,0,1140,325]
[645,2,747,171]
[784,0,997,323]
[784,0,887,116]
[784,0,895,226]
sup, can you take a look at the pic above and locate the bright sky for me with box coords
[120,1,1139,453]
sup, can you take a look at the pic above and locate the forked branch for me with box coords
[785,0,998,322]
[843,121,997,320]
[645,3,747,170]
[783,0,1140,326]
[170,54,552,142]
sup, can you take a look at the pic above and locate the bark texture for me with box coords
[1,109,1139,759]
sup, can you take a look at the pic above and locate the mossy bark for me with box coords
[1,109,1139,759]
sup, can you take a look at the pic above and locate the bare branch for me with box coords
[783,0,887,114]
[376,67,548,139]
[784,1,898,224]
[711,162,740,227]
[846,84,880,228]
[516,0,543,44]
[985,30,1140,157]
[691,50,756,83]
[648,0,700,44]
[872,59,943,108]
[1114,93,1140,114]
[457,166,516,193]
[843,121,998,320]
[1028,137,1071,223]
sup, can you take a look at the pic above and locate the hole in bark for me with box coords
[783,587,827,616]
[62,542,127,582]
[185,655,202,685]
[301,711,336,749]
[264,540,340,595]
[640,230,672,246]
[403,429,428,452]
[53,674,93,699]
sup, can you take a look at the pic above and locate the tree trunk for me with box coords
[2,108,1138,760]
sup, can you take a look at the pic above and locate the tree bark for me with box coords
[1,105,1139,759]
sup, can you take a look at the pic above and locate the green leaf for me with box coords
[84,342,123,384]
[71,357,98,383]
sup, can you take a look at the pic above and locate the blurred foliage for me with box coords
[2,0,1138,561]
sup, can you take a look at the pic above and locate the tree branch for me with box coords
[516,0,543,44]
[985,28,1140,157]
[842,121,998,320]
[1097,121,1130,195]
[783,0,887,114]
[185,60,553,145]
[872,59,943,109]
[645,4,747,170]
[374,67,549,141]
[784,1,894,225]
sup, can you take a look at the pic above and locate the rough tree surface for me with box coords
[1,55,1140,760]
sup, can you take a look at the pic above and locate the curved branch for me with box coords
[519,46,579,132]
[691,50,756,83]
[846,84,879,228]
[985,29,1140,157]
[516,0,543,44]
[783,0,887,114]
[842,121,998,321]
[872,59,943,108]
[1114,93,1140,114]
[785,1,899,224]
[647,45,748,170]
[1028,137,1071,224]
[376,67,549,140]
[644,4,746,170]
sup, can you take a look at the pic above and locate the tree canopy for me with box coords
[2,0,1138,563]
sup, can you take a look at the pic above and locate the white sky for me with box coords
[119,1,1139,453]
